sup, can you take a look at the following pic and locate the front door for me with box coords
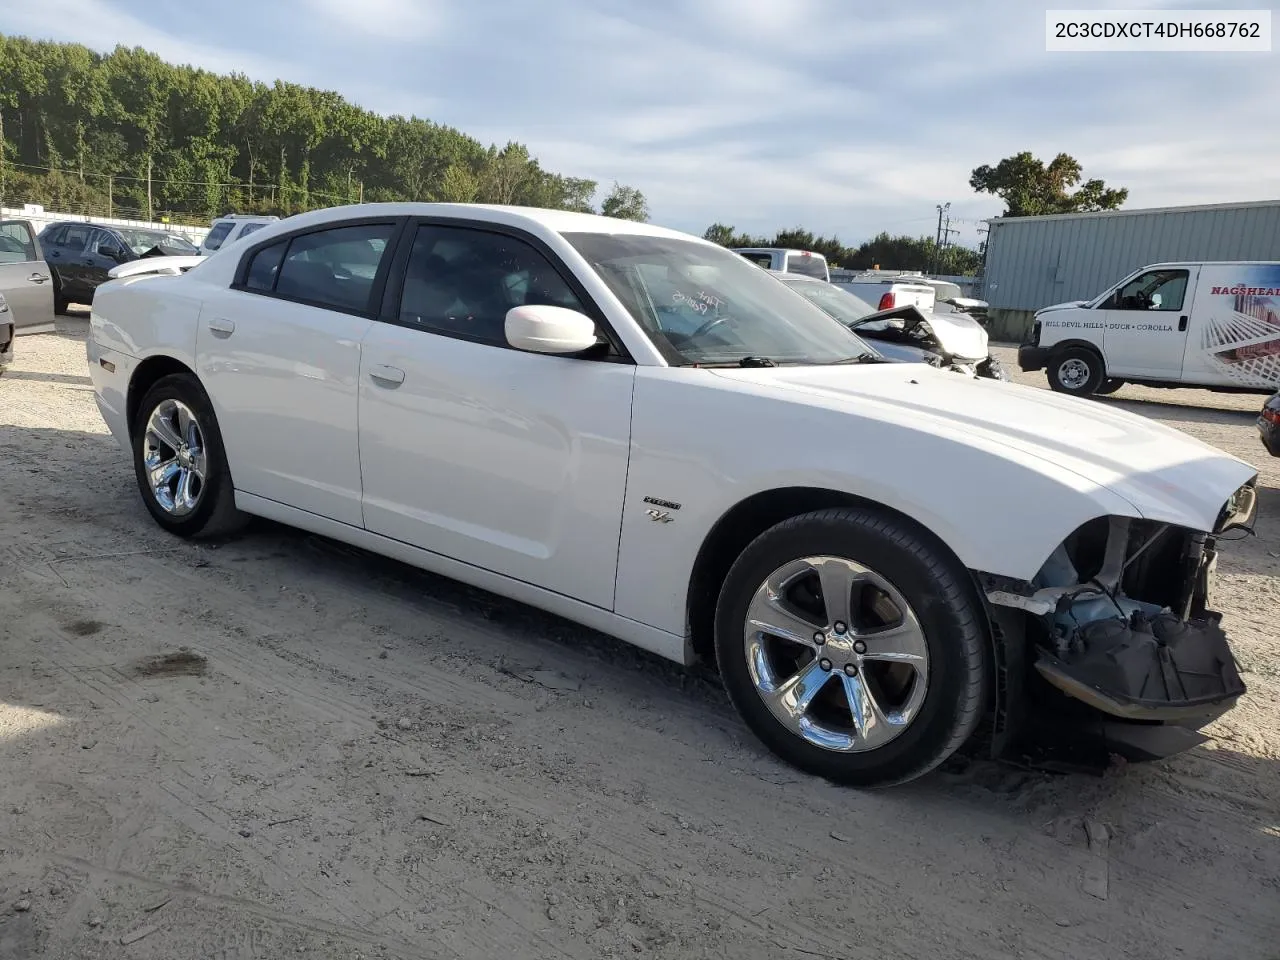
[358,221,636,609]
[196,219,400,527]
[0,220,55,331]
[1098,266,1198,378]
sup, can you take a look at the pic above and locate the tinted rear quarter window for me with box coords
[238,222,267,239]
[245,240,287,291]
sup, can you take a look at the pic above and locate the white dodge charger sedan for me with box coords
[88,203,1259,787]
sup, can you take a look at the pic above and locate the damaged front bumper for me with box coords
[975,490,1256,767]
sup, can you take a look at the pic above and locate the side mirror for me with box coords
[98,243,125,261]
[505,304,599,355]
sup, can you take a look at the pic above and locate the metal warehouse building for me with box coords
[979,199,1280,341]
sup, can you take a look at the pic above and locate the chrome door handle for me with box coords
[28,273,50,284]
[369,365,405,386]
[207,317,235,337]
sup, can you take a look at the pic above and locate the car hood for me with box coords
[709,364,1257,532]
[919,310,988,360]
[1035,300,1089,315]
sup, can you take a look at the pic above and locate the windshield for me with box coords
[778,277,878,325]
[116,228,198,256]
[564,233,873,366]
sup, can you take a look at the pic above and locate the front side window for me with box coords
[398,225,586,346]
[1112,269,1189,312]
[0,222,36,264]
[204,222,234,251]
[566,233,872,366]
[273,223,395,312]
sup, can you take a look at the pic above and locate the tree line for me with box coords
[702,152,1127,276]
[702,223,985,276]
[0,34,649,224]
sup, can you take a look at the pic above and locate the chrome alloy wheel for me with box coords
[143,399,207,517]
[743,556,930,753]
[1057,357,1091,390]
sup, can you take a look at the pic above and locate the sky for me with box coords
[2,0,1278,249]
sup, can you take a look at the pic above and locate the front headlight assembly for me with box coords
[1216,480,1258,534]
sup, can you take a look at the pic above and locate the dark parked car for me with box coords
[38,222,198,312]
[1259,391,1280,457]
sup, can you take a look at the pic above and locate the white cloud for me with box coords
[305,0,442,42]
[4,0,1278,246]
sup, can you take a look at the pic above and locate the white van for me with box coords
[1018,261,1280,396]
[199,214,279,257]
[732,247,829,281]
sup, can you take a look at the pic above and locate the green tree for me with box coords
[601,182,649,222]
[0,33,621,224]
[969,151,1128,217]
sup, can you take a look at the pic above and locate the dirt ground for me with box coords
[1,325,1277,960]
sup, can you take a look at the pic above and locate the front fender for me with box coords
[611,371,1137,639]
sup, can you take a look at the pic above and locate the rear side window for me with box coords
[266,223,395,312]
[245,240,287,291]
[63,225,91,251]
[238,222,267,239]
[785,253,828,279]
[203,222,234,251]
[0,222,36,263]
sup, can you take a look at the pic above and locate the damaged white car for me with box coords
[87,203,1259,786]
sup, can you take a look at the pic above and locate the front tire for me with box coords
[1047,346,1105,395]
[132,373,247,539]
[714,507,988,787]
[1095,378,1125,395]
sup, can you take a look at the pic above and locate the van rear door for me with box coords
[1180,263,1280,389]
[1095,266,1197,378]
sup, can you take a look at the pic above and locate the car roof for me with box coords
[261,202,702,244]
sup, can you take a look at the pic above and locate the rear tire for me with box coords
[132,373,248,539]
[713,507,988,787]
[1047,346,1105,396]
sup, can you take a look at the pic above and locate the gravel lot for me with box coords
[1,325,1277,960]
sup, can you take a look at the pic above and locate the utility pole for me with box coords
[933,202,950,275]
[146,156,153,222]
[107,175,113,219]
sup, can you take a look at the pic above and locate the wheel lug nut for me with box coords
[813,632,825,645]
[853,641,867,655]
[819,658,832,672]
[833,621,847,634]
[844,664,858,677]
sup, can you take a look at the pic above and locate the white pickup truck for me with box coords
[832,271,937,314]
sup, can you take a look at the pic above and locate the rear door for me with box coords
[196,217,400,526]
[1096,266,1196,378]
[0,219,55,332]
